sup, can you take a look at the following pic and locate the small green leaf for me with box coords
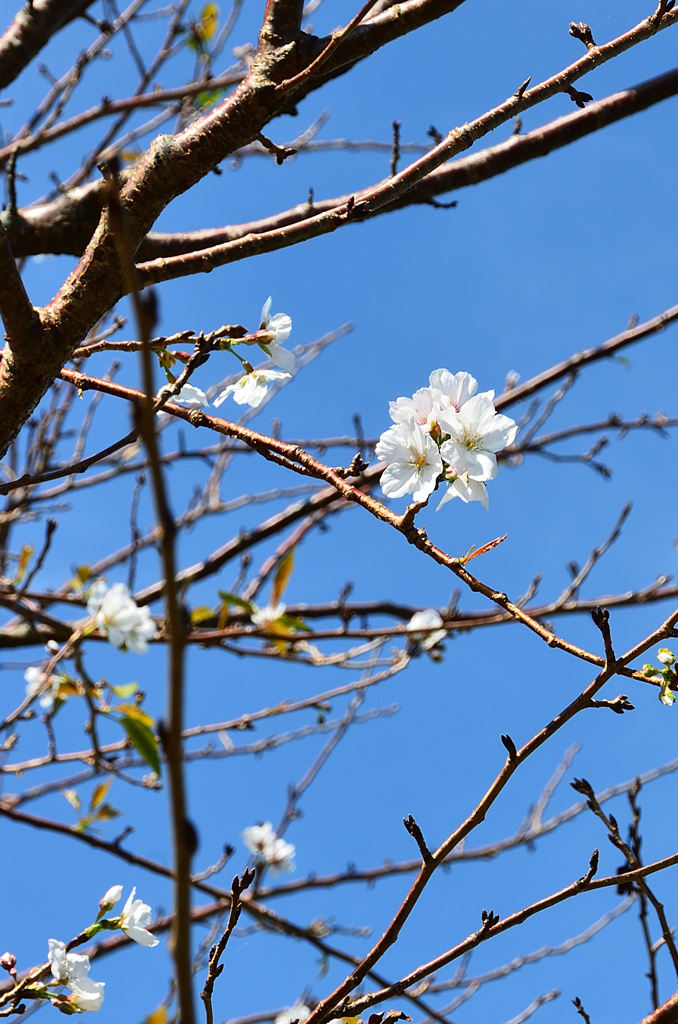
[121,715,161,775]
[108,681,138,698]
[218,590,254,613]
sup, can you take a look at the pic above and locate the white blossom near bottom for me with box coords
[48,940,105,1012]
[274,1003,311,1024]
[119,888,159,946]
[436,473,489,511]
[376,417,443,503]
[242,822,296,874]
[213,369,291,409]
[406,609,446,649]
[87,581,157,654]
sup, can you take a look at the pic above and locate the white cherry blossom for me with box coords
[388,387,440,430]
[24,666,60,710]
[87,581,157,654]
[436,473,489,511]
[438,394,517,482]
[260,296,294,370]
[265,836,296,875]
[242,822,296,874]
[428,369,480,412]
[376,418,443,503]
[48,940,105,1012]
[251,603,286,629]
[213,369,291,409]
[169,384,209,407]
[119,888,159,947]
[407,609,446,649]
[274,1002,311,1024]
[242,821,278,856]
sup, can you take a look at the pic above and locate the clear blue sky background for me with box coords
[3,2,678,1023]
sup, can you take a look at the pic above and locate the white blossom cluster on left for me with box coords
[376,369,517,510]
[1,886,159,1014]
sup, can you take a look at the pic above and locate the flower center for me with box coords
[462,428,483,450]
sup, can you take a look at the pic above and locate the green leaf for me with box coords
[196,88,225,109]
[108,681,138,698]
[279,614,311,632]
[121,715,161,775]
[271,548,295,606]
[218,590,254,613]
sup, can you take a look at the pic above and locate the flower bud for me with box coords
[0,952,17,973]
[657,649,675,666]
[659,680,676,706]
[99,885,123,912]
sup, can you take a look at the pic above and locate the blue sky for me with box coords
[3,2,678,1023]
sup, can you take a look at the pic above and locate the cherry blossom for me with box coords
[24,666,60,710]
[259,296,294,370]
[167,383,209,408]
[213,369,291,409]
[274,1002,311,1024]
[119,888,159,947]
[251,603,286,630]
[87,581,157,654]
[407,609,446,649]
[48,940,105,1012]
[437,471,490,511]
[242,822,296,874]
[388,387,441,430]
[438,394,518,483]
[376,417,443,503]
[428,369,481,412]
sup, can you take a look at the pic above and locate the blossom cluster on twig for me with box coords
[376,370,517,509]
[0,886,159,1015]
[242,822,296,875]
[164,297,294,411]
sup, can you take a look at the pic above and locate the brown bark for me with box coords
[0,0,95,91]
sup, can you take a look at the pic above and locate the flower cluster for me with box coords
[163,297,293,412]
[376,370,517,510]
[406,609,446,651]
[242,822,296,874]
[642,648,677,705]
[45,886,157,1013]
[87,581,157,654]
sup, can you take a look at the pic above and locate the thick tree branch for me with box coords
[0,0,95,91]
[135,62,678,286]
[0,221,42,355]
